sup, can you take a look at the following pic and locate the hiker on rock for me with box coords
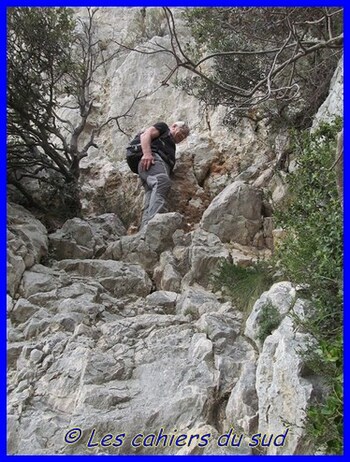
[130,121,190,229]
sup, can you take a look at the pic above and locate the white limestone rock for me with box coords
[256,300,316,455]
[153,251,183,293]
[312,56,343,131]
[181,229,231,288]
[225,362,258,434]
[7,203,48,296]
[245,281,296,348]
[49,214,126,260]
[200,181,263,245]
[176,285,222,319]
[102,212,183,272]
[57,259,152,297]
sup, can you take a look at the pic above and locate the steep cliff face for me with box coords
[68,7,288,231]
[7,7,343,455]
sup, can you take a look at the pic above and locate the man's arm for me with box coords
[139,126,161,171]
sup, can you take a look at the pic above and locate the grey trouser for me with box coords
[138,153,171,229]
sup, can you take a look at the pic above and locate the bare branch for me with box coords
[194,40,317,68]
[113,39,173,57]
[163,7,194,66]
[96,90,154,136]
[250,34,342,97]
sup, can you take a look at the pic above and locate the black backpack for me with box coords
[125,133,143,174]
[125,130,172,174]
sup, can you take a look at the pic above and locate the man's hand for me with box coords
[140,153,155,171]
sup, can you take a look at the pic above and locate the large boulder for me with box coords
[153,251,183,293]
[176,285,223,319]
[7,203,48,297]
[49,214,126,260]
[181,229,231,288]
[57,259,152,298]
[200,181,263,245]
[102,212,184,272]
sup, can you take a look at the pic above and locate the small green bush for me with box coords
[213,259,275,313]
[274,117,343,454]
[257,302,281,343]
[275,118,342,301]
[305,366,343,454]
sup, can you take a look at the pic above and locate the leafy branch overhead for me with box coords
[159,7,342,126]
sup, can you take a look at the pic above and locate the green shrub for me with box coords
[213,259,275,313]
[305,356,343,454]
[274,117,343,454]
[275,118,343,310]
[257,302,282,343]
